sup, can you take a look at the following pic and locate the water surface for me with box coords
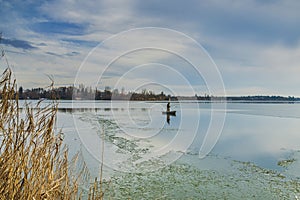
[21,100,300,199]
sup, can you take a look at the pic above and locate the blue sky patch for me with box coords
[62,38,99,47]
[31,21,88,36]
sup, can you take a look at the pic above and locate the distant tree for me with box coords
[18,86,23,99]
[121,87,125,95]
[113,88,119,95]
[103,86,112,100]
[142,89,147,95]
[104,86,111,92]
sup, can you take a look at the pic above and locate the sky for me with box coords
[1,0,300,96]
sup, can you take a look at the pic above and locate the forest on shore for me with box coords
[6,85,299,102]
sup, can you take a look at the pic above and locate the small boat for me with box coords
[162,111,176,115]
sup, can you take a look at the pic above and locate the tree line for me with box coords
[1,85,298,102]
[15,85,176,101]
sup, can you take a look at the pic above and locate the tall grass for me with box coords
[0,33,107,198]
[0,68,85,199]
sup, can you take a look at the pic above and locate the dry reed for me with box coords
[0,68,85,199]
[0,36,107,199]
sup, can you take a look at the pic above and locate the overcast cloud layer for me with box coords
[1,0,300,96]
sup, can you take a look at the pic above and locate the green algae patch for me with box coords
[103,159,300,200]
[278,158,296,168]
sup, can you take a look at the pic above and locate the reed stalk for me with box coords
[0,37,108,199]
[0,68,85,199]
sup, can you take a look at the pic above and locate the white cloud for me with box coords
[2,0,300,96]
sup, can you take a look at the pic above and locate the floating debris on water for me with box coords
[278,158,296,168]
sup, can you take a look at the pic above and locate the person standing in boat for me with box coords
[167,102,170,112]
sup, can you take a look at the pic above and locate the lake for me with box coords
[23,100,300,199]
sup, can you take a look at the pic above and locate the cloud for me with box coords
[39,0,137,34]
[135,0,300,46]
[1,38,37,50]
[65,51,80,57]
[46,51,80,57]
[214,40,300,96]
[1,0,300,96]
[61,39,99,48]
[45,52,61,57]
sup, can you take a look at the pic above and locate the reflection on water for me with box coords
[57,107,152,113]
[164,112,176,124]
[21,100,300,171]
[49,101,300,170]
[167,114,170,124]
